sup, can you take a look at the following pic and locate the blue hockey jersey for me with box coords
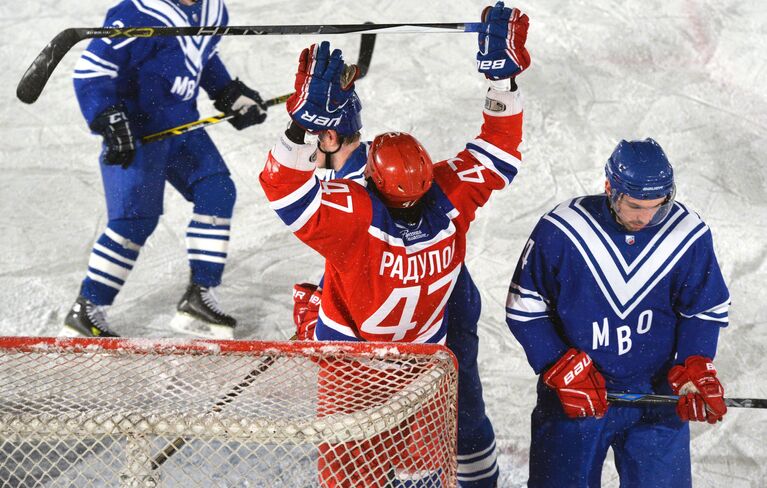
[317,142,370,184]
[506,195,730,392]
[73,0,232,135]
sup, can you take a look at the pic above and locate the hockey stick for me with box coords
[150,352,280,470]
[607,393,767,409]
[141,30,377,144]
[17,22,475,104]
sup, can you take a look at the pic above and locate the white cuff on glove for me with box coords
[272,133,318,171]
[484,88,523,116]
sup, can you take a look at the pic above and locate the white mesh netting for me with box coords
[0,337,458,487]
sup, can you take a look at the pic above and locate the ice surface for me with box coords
[1,0,765,486]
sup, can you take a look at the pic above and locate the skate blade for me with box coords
[169,313,234,340]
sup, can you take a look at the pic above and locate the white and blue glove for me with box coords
[286,41,361,135]
[477,2,530,80]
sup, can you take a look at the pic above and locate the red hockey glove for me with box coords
[543,348,608,418]
[668,356,727,423]
[292,283,322,340]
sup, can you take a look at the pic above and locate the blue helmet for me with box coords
[605,138,674,200]
[605,138,676,228]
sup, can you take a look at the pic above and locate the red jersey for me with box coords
[261,89,524,343]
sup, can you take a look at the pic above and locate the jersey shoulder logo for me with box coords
[543,198,708,319]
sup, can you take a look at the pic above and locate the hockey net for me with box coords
[0,337,458,487]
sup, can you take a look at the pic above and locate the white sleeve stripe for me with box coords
[287,189,323,232]
[269,176,319,210]
[470,138,522,169]
[680,299,731,319]
[467,148,510,187]
[80,51,120,70]
[691,314,729,323]
[508,282,545,301]
[506,312,548,322]
[73,71,117,80]
[73,59,118,78]
[506,295,549,313]
[112,38,137,50]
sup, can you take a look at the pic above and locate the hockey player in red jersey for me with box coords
[261,3,528,486]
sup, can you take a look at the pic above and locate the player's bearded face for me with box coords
[613,194,667,231]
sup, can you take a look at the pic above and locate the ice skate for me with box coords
[170,283,236,339]
[61,296,120,338]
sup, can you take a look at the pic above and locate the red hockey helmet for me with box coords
[365,132,434,208]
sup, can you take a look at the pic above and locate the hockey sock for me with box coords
[188,174,235,288]
[186,214,231,287]
[80,218,158,306]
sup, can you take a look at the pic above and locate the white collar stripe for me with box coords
[567,199,689,278]
[367,221,457,255]
[544,203,709,319]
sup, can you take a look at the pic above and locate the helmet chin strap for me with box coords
[317,140,343,156]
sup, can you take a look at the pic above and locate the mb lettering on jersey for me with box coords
[592,310,653,355]
[379,242,456,285]
[171,76,197,101]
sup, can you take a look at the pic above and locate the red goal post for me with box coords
[0,337,458,487]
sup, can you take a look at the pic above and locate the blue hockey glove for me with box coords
[477,2,531,80]
[214,79,268,130]
[286,41,361,135]
[89,105,135,168]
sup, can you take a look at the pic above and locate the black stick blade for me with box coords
[17,29,84,104]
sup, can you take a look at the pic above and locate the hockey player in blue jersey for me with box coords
[506,138,730,487]
[62,0,267,339]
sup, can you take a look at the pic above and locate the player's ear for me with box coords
[604,179,611,195]
[318,130,340,149]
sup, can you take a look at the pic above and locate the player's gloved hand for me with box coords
[668,356,727,423]
[477,2,530,80]
[286,41,360,133]
[292,283,321,340]
[89,105,136,168]
[543,348,608,418]
[214,79,268,130]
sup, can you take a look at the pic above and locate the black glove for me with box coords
[89,106,136,168]
[214,79,268,130]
